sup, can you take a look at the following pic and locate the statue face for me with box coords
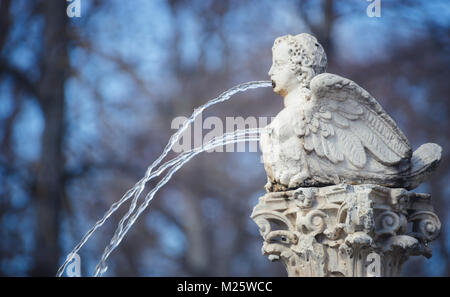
[268,41,298,97]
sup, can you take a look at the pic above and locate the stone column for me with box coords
[251,184,441,277]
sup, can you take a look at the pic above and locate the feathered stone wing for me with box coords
[297,73,412,169]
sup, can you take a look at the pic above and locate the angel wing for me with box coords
[298,73,412,169]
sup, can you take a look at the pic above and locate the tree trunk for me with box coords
[30,0,69,276]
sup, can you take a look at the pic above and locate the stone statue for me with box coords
[260,33,442,192]
[252,33,443,277]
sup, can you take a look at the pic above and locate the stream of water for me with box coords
[56,81,272,277]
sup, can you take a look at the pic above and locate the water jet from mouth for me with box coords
[56,81,271,277]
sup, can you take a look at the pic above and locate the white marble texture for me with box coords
[260,33,442,192]
[251,184,441,277]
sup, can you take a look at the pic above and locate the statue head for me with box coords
[268,33,327,96]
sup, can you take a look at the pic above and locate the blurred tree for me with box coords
[31,0,69,276]
[0,0,69,276]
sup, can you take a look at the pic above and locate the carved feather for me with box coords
[363,110,410,158]
[350,121,402,165]
[335,128,366,168]
[312,132,324,157]
[304,134,314,152]
[332,113,349,128]
[306,73,412,167]
[322,135,343,164]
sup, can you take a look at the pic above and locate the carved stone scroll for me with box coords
[251,184,440,277]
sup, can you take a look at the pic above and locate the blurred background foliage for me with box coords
[0,0,449,276]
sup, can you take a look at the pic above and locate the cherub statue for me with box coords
[260,33,442,192]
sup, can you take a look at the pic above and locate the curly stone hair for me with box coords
[273,33,328,86]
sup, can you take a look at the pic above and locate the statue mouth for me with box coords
[271,80,276,88]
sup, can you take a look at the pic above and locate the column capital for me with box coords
[251,184,440,277]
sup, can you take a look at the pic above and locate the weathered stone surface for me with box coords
[251,184,441,277]
[253,33,443,276]
[260,33,442,191]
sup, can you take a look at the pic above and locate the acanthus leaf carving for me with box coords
[251,184,441,277]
